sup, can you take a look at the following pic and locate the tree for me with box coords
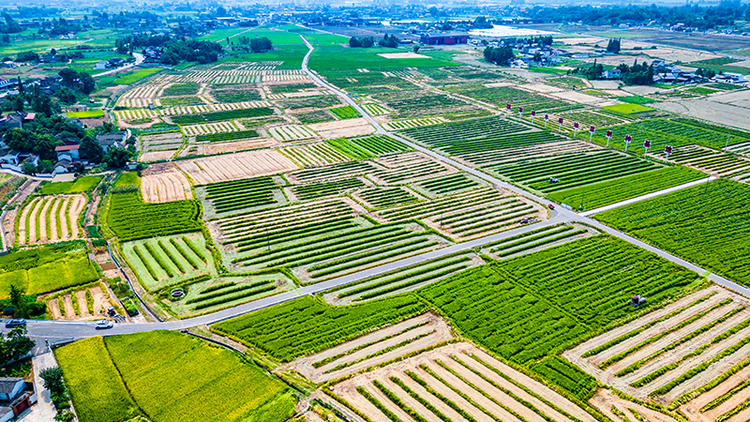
[15,51,39,62]
[474,16,493,29]
[484,46,514,66]
[79,135,104,162]
[378,34,399,48]
[8,284,26,318]
[413,44,420,53]
[606,38,621,54]
[349,36,361,48]
[249,37,272,53]
[0,326,34,366]
[533,52,543,62]
[79,72,95,94]
[103,147,132,168]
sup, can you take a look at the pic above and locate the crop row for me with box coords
[171,107,274,125]
[291,161,375,183]
[107,192,202,241]
[293,178,364,201]
[358,187,417,208]
[325,138,376,160]
[195,129,260,143]
[419,173,479,195]
[329,105,360,120]
[282,143,350,167]
[219,200,352,237]
[377,187,505,221]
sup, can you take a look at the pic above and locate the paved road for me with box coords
[93,52,145,78]
[18,37,750,348]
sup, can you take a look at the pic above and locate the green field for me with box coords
[596,179,750,287]
[0,242,100,298]
[602,103,654,114]
[41,176,103,195]
[56,331,296,422]
[64,110,106,118]
[114,68,163,85]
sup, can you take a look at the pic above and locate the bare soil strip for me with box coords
[590,389,679,422]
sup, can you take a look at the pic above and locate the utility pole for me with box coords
[580,191,585,211]
[725,134,730,152]
[640,120,644,134]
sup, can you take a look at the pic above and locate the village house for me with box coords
[0,377,36,420]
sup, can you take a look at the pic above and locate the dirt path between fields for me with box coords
[38,197,52,243]
[75,290,90,318]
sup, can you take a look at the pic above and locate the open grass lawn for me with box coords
[56,331,296,422]
[198,27,251,43]
[114,68,162,85]
[41,176,103,195]
[617,95,656,105]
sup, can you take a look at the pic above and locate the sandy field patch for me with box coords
[140,150,177,162]
[281,314,452,383]
[652,99,750,131]
[318,124,376,139]
[141,172,193,203]
[46,285,116,321]
[483,82,515,88]
[378,52,430,59]
[176,149,298,185]
[564,285,750,406]
[550,90,602,104]
[331,342,597,422]
[680,365,750,422]
[523,83,565,93]
[729,60,750,68]
[307,117,371,132]
[590,80,622,90]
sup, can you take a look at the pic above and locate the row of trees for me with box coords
[606,38,622,54]
[236,36,272,53]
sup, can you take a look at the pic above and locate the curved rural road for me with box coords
[20,37,750,350]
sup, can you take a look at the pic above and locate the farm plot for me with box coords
[329,342,597,422]
[487,150,661,194]
[457,139,599,167]
[141,172,192,203]
[668,145,750,177]
[198,175,286,215]
[211,295,428,363]
[375,91,481,119]
[175,149,298,185]
[369,152,455,185]
[355,187,420,209]
[308,117,377,139]
[181,121,238,136]
[0,242,100,297]
[55,331,296,422]
[590,389,680,422]
[46,283,118,321]
[121,232,214,292]
[592,118,750,155]
[281,142,351,167]
[114,108,158,123]
[106,191,202,242]
[402,117,559,156]
[547,166,706,211]
[362,102,391,115]
[268,124,318,141]
[327,135,412,160]
[159,101,272,116]
[287,161,376,184]
[141,131,183,153]
[565,285,750,413]
[282,313,453,383]
[596,179,750,287]
[329,105,361,120]
[481,223,598,260]
[324,251,482,304]
[376,186,544,240]
[166,273,295,315]
[234,219,446,283]
[384,117,446,131]
[116,76,174,107]
[417,173,480,196]
[17,194,87,245]
[450,84,570,111]
[292,178,365,201]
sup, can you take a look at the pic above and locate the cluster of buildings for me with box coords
[93,57,126,70]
